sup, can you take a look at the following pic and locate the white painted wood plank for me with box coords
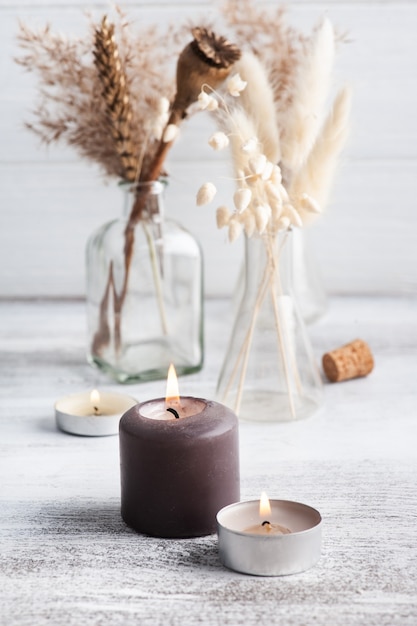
[1,157,416,298]
[0,296,416,625]
[1,1,416,297]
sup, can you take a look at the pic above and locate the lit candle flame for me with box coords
[165,364,180,406]
[90,389,100,415]
[259,491,271,518]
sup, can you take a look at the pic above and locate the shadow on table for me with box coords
[36,500,125,535]
[34,501,224,571]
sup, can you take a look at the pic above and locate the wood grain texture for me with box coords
[1,296,417,625]
[1,1,416,297]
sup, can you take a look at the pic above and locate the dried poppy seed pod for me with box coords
[322,339,374,383]
[170,27,241,125]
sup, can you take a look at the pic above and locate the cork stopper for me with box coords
[322,339,374,383]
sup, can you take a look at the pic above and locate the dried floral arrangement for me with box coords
[16,11,241,356]
[198,0,352,234]
[16,10,177,183]
[195,2,352,416]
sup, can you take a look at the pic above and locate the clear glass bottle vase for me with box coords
[86,180,203,383]
[216,230,323,422]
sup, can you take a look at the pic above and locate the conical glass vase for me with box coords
[232,227,327,325]
[86,180,204,383]
[216,230,323,422]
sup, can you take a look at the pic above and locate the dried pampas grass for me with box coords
[221,0,306,115]
[233,52,280,163]
[278,18,336,173]
[291,86,352,224]
[16,9,179,181]
[220,1,351,224]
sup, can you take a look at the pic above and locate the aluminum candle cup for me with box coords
[217,499,322,576]
[55,391,137,436]
[119,397,240,538]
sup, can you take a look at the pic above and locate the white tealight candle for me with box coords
[217,496,322,576]
[55,390,137,436]
[243,492,291,535]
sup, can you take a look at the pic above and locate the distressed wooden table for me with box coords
[1,296,416,626]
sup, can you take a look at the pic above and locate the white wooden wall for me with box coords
[1,0,416,298]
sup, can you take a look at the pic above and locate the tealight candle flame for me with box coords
[166,364,180,406]
[90,389,100,415]
[259,491,271,518]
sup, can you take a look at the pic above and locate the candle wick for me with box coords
[166,407,180,419]
[261,520,271,527]
[93,406,100,415]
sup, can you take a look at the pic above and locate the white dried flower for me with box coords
[278,183,290,204]
[261,160,274,181]
[216,205,230,229]
[266,184,284,220]
[276,216,291,231]
[233,188,252,213]
[241,137,258,153]
[248,154,267,176]
[163,124,179,143]
[270,200,283,221]
[152,122,164,141]
[152,111,169,140]
[198,91,218,111]
[254,204,271,234]
[300,193,321,214]
[157,97,170,115]
[241,211,256,237]
[265,181,282,202]
[244,172,259,188]
[227,73,247,97]
[206,98,219,112]
[208,131,229,151]
[228,218,243,242]
[284,204,303,228]
[270,165,282,186]
[196,182,217,206]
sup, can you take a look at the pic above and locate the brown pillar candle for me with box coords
[119,396,240,538]
[322,339,374,382]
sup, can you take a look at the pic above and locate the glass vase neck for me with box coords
[119,179,166,220]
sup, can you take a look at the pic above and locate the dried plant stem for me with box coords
[142,222,169,335]
[109,133,174,350]
[93,17,139,182]
[266,237,296,418]
[272,247,303,397]
[222,233,298,418]
[232,258,271,415]
[91,262,114,356]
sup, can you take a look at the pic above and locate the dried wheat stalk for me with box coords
[93,16,138,182]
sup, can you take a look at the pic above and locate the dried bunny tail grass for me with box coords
[234,52,280,163]
[291,86,352,225]
[278,17,336,174]
[93,16,138,181]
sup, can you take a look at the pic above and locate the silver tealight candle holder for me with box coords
[216,493,322,576]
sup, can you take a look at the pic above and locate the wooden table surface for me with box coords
[1,296,416,626]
